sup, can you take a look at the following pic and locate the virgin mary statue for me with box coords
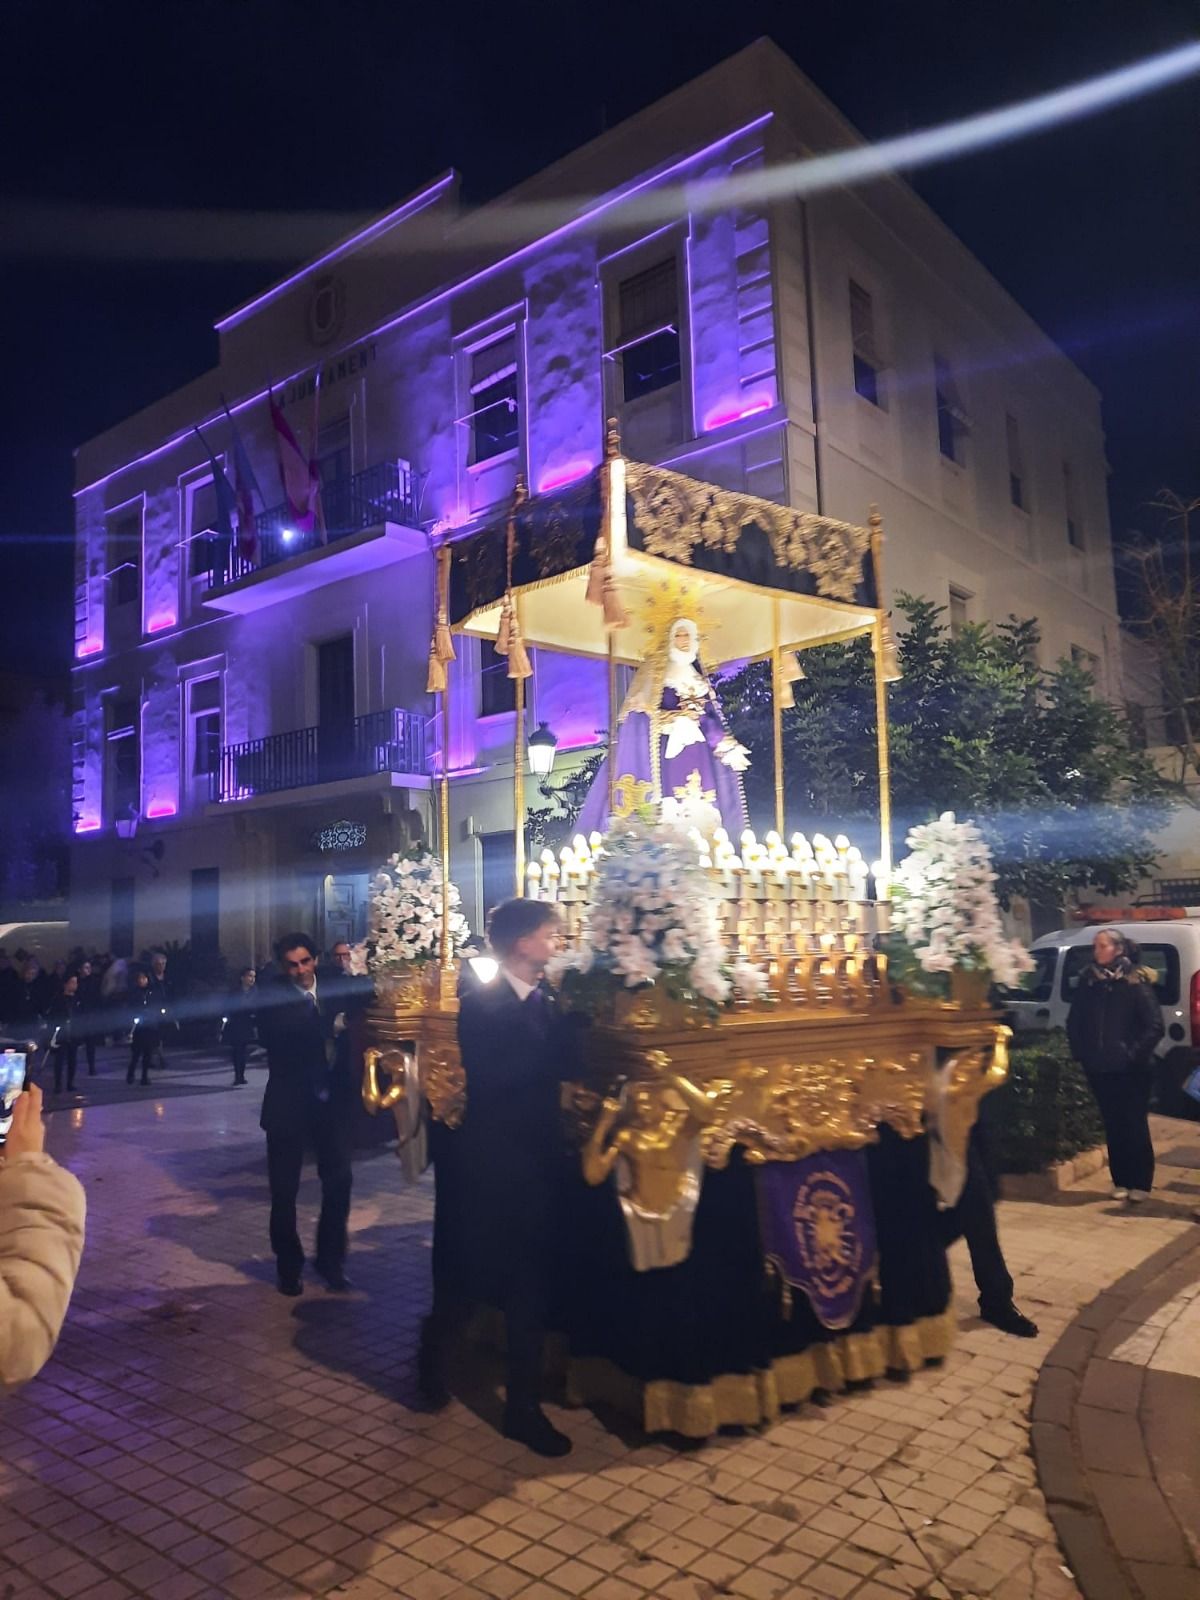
[576,618,750,837]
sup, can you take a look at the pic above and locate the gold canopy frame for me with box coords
[443,425,896,899]
[453,459,879,667]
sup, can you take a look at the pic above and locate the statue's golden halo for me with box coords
[635,573,708,659]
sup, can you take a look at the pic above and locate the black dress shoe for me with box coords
[315,1262,350,1292]
[277,1273,303,1297]
[502,1406,572,1457]
[980,1300,1038,1338]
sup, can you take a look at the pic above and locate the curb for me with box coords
[1004,1146,1107,1201]
[1030,1229,1200,1600]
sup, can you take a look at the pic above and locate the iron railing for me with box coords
[213,707,427,802]
[205,460,417,589]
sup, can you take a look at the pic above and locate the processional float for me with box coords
[363,422,1010,1435]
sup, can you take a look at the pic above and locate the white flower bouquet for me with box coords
[368,849,470,970]
[554,814,749,1016]
[887,812,1032,993]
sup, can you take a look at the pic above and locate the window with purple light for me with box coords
[105,697,140,826]
[469,332,520,466]
[186,476,221,581]
[106,507,142,611]
[614,260,681,403]
[187,675,222,798]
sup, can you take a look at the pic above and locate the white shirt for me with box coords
[501,967,536,1002]
[295,977,319,1005]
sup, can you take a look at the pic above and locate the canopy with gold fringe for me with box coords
[444,456,879,669]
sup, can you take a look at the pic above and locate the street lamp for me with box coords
[114,806,140,841]
[527,722,558,784]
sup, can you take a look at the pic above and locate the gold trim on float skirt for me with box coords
[879,1307,956,1373]
[564,1310,955,1438]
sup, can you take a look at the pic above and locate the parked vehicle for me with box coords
[996,915,1200,1120]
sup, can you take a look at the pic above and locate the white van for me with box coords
[998,917,1200,1119]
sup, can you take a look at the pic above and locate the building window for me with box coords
[849,281,883,407]
[479,639,517,717]
[614,259,681,403]
[105,697,140,823]
[934,354,969,465]
[187,676,222,788]
[469,332,520,466]
[1064,461,1084,549]
[107,508,141,608]
[1006,414,1026,511]
[480,831,516,934]
[187,478,221,580]
[948,586,972,638]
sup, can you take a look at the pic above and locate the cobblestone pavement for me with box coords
[1,1050,1196,1600]
[1029,1121,1200,1600]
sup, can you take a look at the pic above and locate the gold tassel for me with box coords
[779,680,795,710]
[425,648,446,694]
[585,538,608,608]
[506,633,532,680]
[601,571,628,630]
[434,622,455,664]
[495,597,513,655]
[783,652,805,683]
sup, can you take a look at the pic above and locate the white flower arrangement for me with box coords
[555,814,733,1010]
[368,849,470,969]
[889,812,1033,988]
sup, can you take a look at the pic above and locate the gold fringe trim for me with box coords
[564,1309,956,1438]
[880,1308,956,1373]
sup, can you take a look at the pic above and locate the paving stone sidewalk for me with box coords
[0,1051,1196,1600]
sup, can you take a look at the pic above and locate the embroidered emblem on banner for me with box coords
[757,1151,877,1330]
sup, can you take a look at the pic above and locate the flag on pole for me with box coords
[308,374,326,544]
[268,384,320,536]
[222,401,264,563]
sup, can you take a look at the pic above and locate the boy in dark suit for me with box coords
[419,898,571,1457]
[256,932,356,1296]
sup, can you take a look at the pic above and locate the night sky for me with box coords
[4,0,1197,678]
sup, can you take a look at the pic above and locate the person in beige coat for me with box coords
[0,1084,86,1386]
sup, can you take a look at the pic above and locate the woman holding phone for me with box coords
[0,1083,87,1385]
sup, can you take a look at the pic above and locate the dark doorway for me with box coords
[480,831,516,937]
[190,867,220,957]
[111,877,135,958]
[318,634,355,782]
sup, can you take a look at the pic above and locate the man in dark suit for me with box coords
[419,898,571,1457]
[256,932,357,1296]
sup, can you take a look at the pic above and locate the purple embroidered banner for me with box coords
[757,1151,877,1330]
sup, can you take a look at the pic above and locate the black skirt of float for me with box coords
[558,1146,888,1389]
[867,1128,952,1337]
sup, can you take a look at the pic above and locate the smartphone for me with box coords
[0,1049,29,1148]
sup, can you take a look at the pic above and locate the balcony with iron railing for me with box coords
[203,460,427,614]
[212,707,428,804]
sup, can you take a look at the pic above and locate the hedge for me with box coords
[993,1028,1104,1175]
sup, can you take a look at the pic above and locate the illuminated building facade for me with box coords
[70,40,1121,961]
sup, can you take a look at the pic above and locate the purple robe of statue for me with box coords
[576,684,749,837]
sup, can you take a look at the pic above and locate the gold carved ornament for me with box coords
[927,1029,1011,1176]
[623,461,872,604]
[581,1050,722,1219]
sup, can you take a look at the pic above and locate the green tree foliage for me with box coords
[720,595,1169,906]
